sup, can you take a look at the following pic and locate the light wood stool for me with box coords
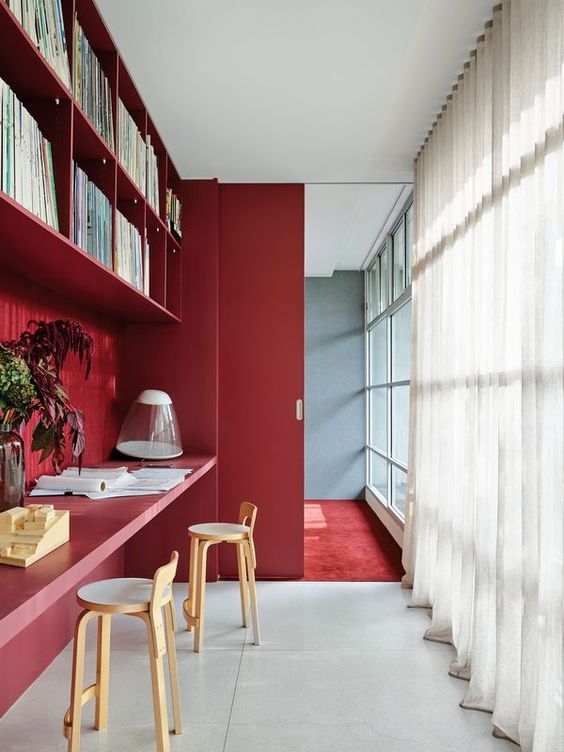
[183,502,260,652]
[63,552,182,752]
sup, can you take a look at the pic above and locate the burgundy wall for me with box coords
[0,271,125,717]
[0,268,124,481]
[122,179,220,580]
[218,184,305,579]
[124,181,306,580]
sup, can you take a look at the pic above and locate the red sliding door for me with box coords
[219,184,304,579]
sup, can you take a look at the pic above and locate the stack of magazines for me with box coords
[118,99,146,192]
[73,164,112,268]
[6,0,71,89]
[1,77,59,230]
[146,134,159,213]
[73,19,114,148]
[115,209,144,291]
[166,188,182,239]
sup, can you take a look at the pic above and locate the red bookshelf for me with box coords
[0,0,183,323]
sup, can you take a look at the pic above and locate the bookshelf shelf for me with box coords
[146,197,164,231]
[0,189,179,323]
[73,102,115,162]
[116,160,145,205]
[0,0,183,325]
[168,231,182,253]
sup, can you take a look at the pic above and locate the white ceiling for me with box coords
[305,183,411,276]
[97,0,496,184]
[96,0,494,274]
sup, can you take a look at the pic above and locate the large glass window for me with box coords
[365,200,412,520]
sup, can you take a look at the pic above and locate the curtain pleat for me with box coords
[403,1,564,749]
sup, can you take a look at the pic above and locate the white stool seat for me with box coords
[188,522,250,540]
[77,578,168,614]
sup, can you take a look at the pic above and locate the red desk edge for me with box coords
[0,454,216,650]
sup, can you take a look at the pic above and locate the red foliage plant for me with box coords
[5,320,94,472]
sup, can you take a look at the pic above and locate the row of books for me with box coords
[6,0,71,89]
[73,18,114,149]
[166,188,182,239]
[118,99,146,194]
[146,134,159,214]
[117,100,164,216]
[115,209,149,294]
[3,2,182,252]
[0,77,59,229]
[73,164,112,268]
[75,167,151,297]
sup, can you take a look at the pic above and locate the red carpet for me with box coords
[303,500,404,581]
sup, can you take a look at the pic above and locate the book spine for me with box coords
[12,0,71,88]
[73,163,112,266]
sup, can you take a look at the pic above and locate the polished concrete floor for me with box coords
[1,581,516,752]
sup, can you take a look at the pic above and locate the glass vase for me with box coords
[0,426,25,512]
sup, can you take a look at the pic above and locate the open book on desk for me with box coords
[29,466,194,500]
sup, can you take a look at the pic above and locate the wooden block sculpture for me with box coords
[0,505,70,567]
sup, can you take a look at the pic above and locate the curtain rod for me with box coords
[415,5,501,161]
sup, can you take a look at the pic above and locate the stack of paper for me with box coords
[130,468,193,490]
[31,466,193,500]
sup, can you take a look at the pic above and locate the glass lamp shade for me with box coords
[116,390,183,460]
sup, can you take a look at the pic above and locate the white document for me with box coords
[30,466,194,499]
[132,468,193,479]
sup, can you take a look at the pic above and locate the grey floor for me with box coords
[0,581,516,752]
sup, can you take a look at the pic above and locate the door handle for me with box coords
[296,399,303,421]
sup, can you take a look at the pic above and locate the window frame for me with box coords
[365,199,412,521]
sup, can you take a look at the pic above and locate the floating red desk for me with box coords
[0,454,216,716]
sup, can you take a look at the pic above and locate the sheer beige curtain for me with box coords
[402,1,563,749]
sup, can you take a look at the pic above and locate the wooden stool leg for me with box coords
[165,601,183,735]
[66,610,95,752]
[236,541,249,627]
[244,540,261,646]
[184,536,199,631]
[141,613,170,752]
[95,614,111,730]
[194,541,212,652]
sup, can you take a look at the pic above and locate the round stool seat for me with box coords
[188,522,250,541]
[77,578,165,614]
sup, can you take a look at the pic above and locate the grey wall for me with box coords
[305,271,366,499]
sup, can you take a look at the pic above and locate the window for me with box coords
[365,200,412,520]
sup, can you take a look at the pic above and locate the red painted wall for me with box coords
[0,268,124,480]
[218,184,305,579]
[122,179,220,579]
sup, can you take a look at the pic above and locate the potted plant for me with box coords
[0,320,93,511]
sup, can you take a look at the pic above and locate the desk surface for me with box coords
[0,454,216,649]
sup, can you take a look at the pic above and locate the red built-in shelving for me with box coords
[0,0,183,323]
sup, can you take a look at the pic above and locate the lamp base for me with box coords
[116,441,183,460]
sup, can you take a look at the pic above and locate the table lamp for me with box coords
[116,389,183,459]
